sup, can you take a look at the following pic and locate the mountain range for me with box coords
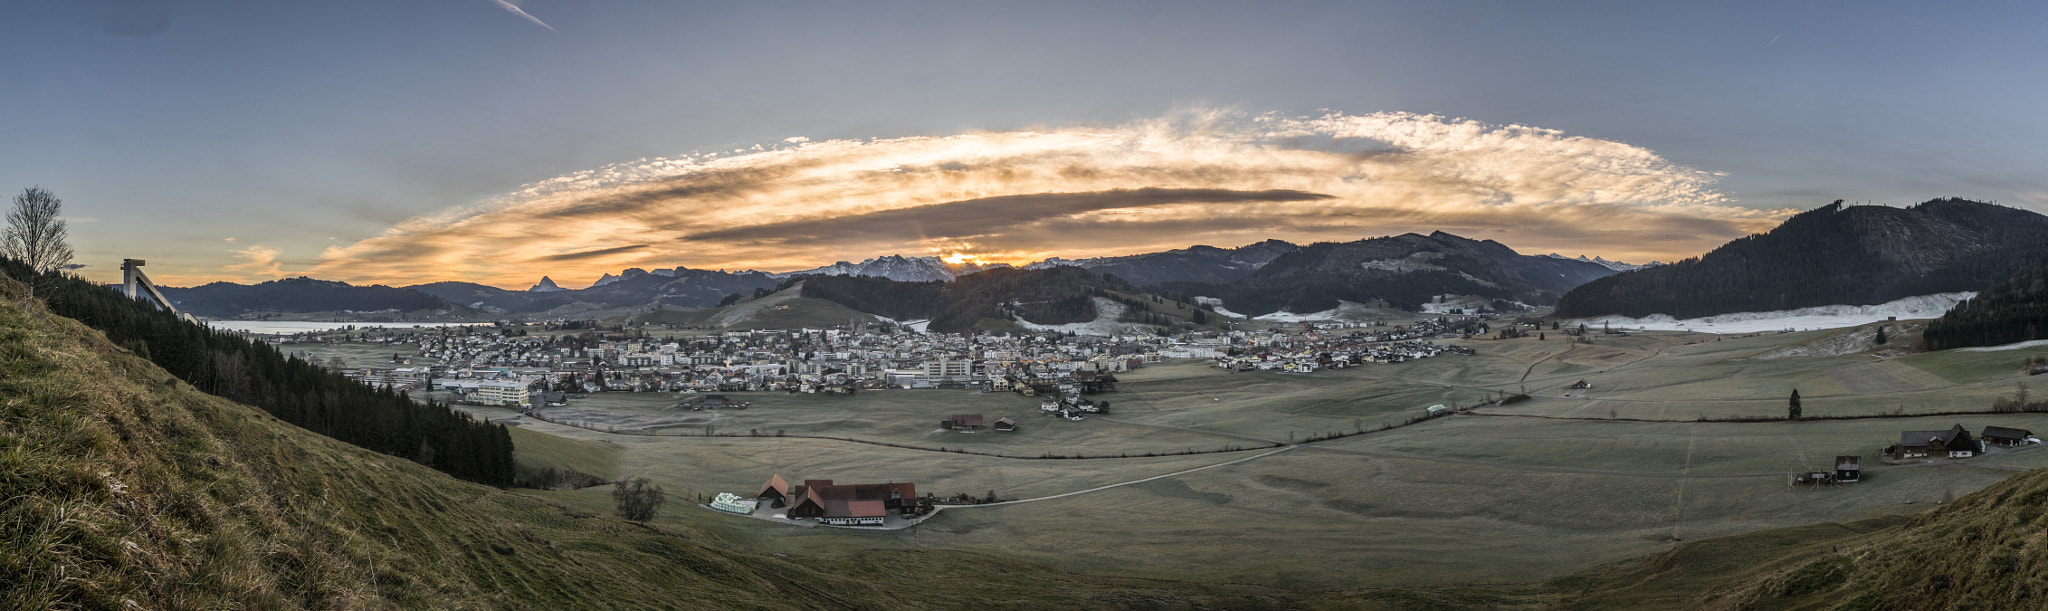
[150,235,1657,322]
[1543,253,1662,272]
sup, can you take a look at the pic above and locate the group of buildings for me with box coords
[1886,423,2038,459]
[291,318,1476,409]
[753,474,930,526]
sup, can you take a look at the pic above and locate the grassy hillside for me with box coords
[1334,457,2048,610]
[0,277,1294,609]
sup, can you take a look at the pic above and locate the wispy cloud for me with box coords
[487,0,554,31]
[309,110,1794,288]
[224,244,288,279]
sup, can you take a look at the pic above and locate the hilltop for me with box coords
[1178,231,1617,315]
[1557,199,2048,320]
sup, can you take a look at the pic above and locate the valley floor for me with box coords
[468,327,2048,592]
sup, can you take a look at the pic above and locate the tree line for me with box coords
[1924,264,2048,350]
[0,257,515,486]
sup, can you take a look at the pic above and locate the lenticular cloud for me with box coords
[312,110,1789,288]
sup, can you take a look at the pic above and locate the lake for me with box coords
[206,321,490,335]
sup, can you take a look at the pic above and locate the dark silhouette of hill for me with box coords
[1076,239,1298,286]
[1556,199,2048,319]
[410,267,781,314]
[157,277,465,318]
[798,266,1211,333]
[1173,231,1615,315]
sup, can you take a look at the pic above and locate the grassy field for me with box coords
[477,326,2048,591]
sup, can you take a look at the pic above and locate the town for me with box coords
[273,315,1488,410]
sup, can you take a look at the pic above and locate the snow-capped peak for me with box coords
[527,276,567,292]
[1544,253,1661,272]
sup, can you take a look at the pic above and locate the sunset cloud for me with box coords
[310,110,1795,288]
[225,243,288,280]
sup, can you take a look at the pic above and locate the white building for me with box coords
[475,380,529,407]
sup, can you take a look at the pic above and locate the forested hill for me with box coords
[1555,199,2048,319]
[1924,264,2048,350]
[5,259,513,486]
[798,265,1217,333]
[1169,231,1616,315]
[159,276,468,318]
[1075,239,1298,286]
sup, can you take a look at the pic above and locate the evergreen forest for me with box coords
[0,258,514,486]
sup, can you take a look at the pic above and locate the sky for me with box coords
[5,1,2046,289]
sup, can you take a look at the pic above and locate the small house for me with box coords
[1982,426,2034,447]
[1835,456,1861,482]
[993,417,1016,432]
[942,414,986,431]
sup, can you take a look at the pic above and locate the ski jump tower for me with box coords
[121,259,199,324]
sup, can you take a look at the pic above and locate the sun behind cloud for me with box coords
[308,110,1793,289]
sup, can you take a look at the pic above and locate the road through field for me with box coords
[1830,363,1923,394]
[941,445,1299,510]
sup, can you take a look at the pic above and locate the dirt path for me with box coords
[1095,417,1286,446]
[1673,423,1697,540]
[1830,363,1922,394]
[1521,342,1578,382]
[939,446,1299,510]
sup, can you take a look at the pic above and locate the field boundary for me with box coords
[1463,408,2048,424]
[518,410,1282,460]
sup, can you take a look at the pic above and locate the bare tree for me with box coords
[3,187,75,274]
[613,476,666,522]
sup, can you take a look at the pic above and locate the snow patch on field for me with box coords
[1192,296,1248,319]
[1565,292,1974,334]
[1254,307,1343,322]
[872,315,931,333]
[1752,322,1923,360]
[1959,339,2048,352]
[1419,295,1492,314]
[1015,297,1157,336]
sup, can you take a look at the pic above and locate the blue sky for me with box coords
[5,1,2044,287]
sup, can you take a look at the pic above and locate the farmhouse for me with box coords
[942,414,986,431]
[1835,455,1861,482]
[778,478,928,525]
[993,417,1016,432]
[756,473,791,508]
[1981,425,2035,447]
[1894,424,1980,459]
